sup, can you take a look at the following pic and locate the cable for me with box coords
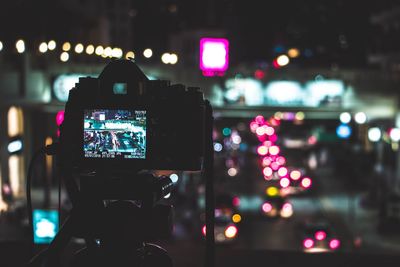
[26,143,59,253]
[26,147,46,252]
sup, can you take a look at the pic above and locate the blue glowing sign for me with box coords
[33,210,59,244]
[336,124,352,139]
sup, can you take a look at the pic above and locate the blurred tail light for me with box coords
[224,225,238,239]
[329,239,340,250]
[303,238,314,249]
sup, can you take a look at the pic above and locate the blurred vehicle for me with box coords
[261,194,293,219]
[300,221,341,253]
[201,193,241,244]
[279,167,313,197]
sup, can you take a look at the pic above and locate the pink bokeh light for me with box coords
[200,38,229,74]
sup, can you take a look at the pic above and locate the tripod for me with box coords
[28,171,175,267]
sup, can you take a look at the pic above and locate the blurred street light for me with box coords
[111,47,123,58]
[287,48,300,58]
[276,55,290,67]
[47,40,56,51]
[39,42,48,53]
[340,112,351,124]
[62,42,71,51]
[95,45,104,55]
[390,128,400,142]
[143,48,153,58]
[16,40,25,53]
[85,45,95,55]
[169,53,178,64]
[161,53,171,64]
[125,51,135,59]
[368,127,381,142]
[355,112,367,124]
[60,52,69,62]
[74,43,84,54]
[0,41,3,51]
[103,47,112,57]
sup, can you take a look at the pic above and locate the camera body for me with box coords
[59,60,207,173]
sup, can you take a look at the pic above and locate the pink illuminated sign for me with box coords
[199,38,229,76]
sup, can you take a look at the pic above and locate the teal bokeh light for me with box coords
[33,209,59,244]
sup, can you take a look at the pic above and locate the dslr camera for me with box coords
[29,60,214,267]
[59,59,207,175]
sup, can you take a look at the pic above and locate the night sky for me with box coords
[0,0,398,67]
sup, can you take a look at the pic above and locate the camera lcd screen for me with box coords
[83,109,146,159]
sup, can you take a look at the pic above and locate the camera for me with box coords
[27,60,214,267]
[59,59,207,174]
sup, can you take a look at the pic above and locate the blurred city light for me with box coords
[295,111,305,121]
[224,225,237,238]
[16,39,25,53]
[280,203,293,218]
[270,162,280,171]
[340,112,352,124]
[200,38,229,74]
[103,47,112,57]
[85,45,95,55]
[60,52,69,62]
[232,214,242,223]
[290,170,301,180]
[111,47,123,58]
[278,167,288,177]
[213,142,223,152]
[277,156,286,165]
[33,210,59,244]
[95,45,104,55]
[0,41,3,51]
[169,173,179,183]
[39,42,48,53]
[8,155,21,197]
[222,127,231,136]
[276,55,290,67]
[390,128,400,142]
[262,202,273,213]
[257,146,268,156]
[263,167,273,177]
[62,42,71,51]
[280,178,290,188]
[354,112,367,124]
[47,40,56,51]
[329,239,340,250]
[125,51,135,59]
[7,140,23,154]
[161,53,171,64]
[303,238,314,249]
[287,48,300,58]
[74,43,84,54]
[266,81,303,104]
[368,127,381,142]
[164,193,171,199]
[169,53,178,64]
[228,167,238,176]
[269,145,280,156]
[301,177,312,188]
[143,48,153,58]
[8,106,23,137]
[336,124,352,139]
[315,231,327,241]
[266,186,279,197]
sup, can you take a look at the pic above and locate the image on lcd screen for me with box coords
[83,109,146,159]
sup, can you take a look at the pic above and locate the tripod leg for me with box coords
[28,213,75,267]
